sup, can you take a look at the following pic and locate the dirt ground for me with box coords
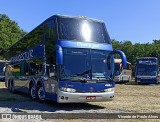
[0,81,160,122]
[91,82,160,113]
[1,81,160,113]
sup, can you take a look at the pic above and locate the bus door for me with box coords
[46,65,58,98]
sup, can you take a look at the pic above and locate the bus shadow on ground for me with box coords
[0,88,106,113]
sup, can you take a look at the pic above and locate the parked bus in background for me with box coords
[5,15,127,103]
[135,57,159,84]
[114,59,132,83]
[0,60,9,82]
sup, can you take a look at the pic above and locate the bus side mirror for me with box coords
[107,55,111,70]
[112,50,127,68]
[49,65,56,77]
[3,66,6,72]
[56,45,63,65]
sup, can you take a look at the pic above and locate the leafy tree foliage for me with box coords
[0,14,27,59]
[112,39,160,68]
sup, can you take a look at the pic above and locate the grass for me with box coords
[0,81,160,122]
[0,82,5,88]
[90,81,160,113]
[0,81,160,113]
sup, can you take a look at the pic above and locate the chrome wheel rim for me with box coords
[38,87,45,100]
[31,86,36,99]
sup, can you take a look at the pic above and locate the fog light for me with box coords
[61,96,64,99]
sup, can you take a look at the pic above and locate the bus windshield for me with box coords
[136,65,157,76]
[60,48,113,82]
[58,17,111,44]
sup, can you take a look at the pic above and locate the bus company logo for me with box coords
[1,114,42,120]
[11,49,33,62]
[89,87,93,92]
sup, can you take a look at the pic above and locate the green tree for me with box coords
[0,14,27,59]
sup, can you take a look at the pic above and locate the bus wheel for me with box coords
[36,84,46,103]
[9,81,15,93]
[29,84,36,100]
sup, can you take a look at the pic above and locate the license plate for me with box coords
[86,96,96,100]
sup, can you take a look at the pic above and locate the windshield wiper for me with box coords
[61,75,87,83]
[106,76,113,81]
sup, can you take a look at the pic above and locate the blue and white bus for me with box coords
[114,59,132,83]
[5,15,127,103]
[135,57,159,84]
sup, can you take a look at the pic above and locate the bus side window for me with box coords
[29,63,36,75]
[48,65,56,78]
[12,65,20,76]
[25,62,29,75]
[35,64,42,75]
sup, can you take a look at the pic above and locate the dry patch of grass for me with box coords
[1,82,160,113]
[91,82,160,113]
[0,82,5,88]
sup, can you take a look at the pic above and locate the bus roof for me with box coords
[55,14,104,23]
[114,59,122,63]
[138,57,158,60]
[114,59,131,64]
[6,14,105,51]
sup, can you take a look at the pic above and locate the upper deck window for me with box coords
[57,17,111,44]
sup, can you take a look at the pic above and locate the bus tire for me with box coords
[36,84,46,103]
[29,84,37,100]
[9,81,16,93]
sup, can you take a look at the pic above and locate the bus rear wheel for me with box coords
[36,84,46,103]
[29,84,37,100]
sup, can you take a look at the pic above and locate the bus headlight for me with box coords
[104,88,115,92]
[60,87,76,93]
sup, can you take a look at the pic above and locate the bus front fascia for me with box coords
[56,45,127,69]
[112,50,127,69]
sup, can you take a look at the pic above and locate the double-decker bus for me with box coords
[114,59,132,83]
[135,57,159,84]
[5,15,127,103]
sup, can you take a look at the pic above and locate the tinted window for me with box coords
[58,17,111,44]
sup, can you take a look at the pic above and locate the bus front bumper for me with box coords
[57,89,114,103]
[136,76,158,84]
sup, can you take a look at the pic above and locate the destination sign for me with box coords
[138,60,157,65]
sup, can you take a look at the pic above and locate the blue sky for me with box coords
[0,0,160,44]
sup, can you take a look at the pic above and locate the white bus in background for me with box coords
[114,59,132,83]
